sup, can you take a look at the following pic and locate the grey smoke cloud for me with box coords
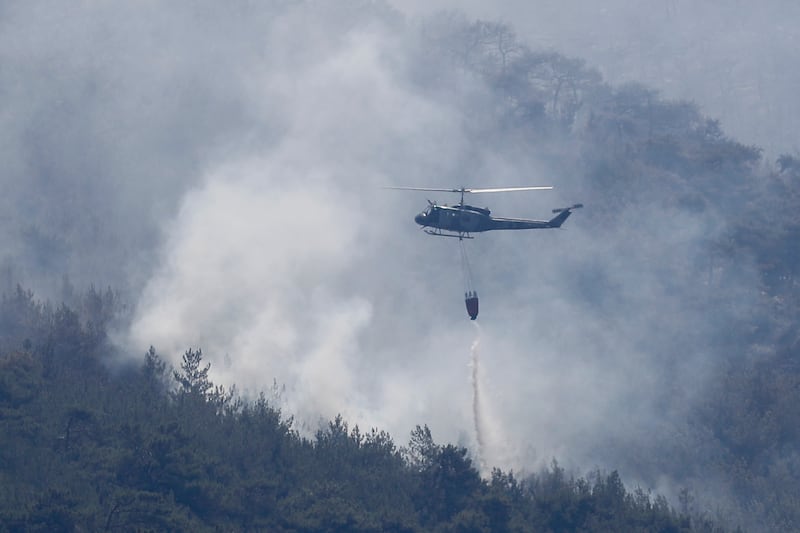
[127,8,486,438]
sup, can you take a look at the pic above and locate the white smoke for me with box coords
[126,12,481,432]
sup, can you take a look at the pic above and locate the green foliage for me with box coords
[0,285,723,532]
[173,348,213,400]
[0,350,42,408]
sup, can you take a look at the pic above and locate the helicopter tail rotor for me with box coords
[547,204,583,228]
[551,203,583,214]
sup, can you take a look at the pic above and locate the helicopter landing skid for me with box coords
[423,229,473,239]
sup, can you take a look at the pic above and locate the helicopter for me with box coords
[387,186,582,239]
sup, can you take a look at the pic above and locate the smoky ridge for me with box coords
[0,2,797,531]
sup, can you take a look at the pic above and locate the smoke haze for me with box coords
[398,0,800,158]
[2,1,788,522]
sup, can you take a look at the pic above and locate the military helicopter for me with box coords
[388,185,581,320]
[387,185,582,239]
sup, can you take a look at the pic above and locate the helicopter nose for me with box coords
[414,213,426,226]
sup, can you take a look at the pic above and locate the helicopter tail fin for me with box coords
[548,203,583,227]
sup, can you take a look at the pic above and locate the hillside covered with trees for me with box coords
[0,287,726,531]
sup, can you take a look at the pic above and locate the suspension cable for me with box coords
[459,238,475,295]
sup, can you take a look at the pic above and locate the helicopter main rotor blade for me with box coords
[384,185,553,193]
[383,186,465,192]
[463,186,553,193]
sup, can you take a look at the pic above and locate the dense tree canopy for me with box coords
[0,292,723,531]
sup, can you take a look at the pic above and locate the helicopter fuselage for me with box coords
[414,203,576,237]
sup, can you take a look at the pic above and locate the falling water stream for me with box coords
[469,321,487,473]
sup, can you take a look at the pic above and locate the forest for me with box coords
[1,1,799,531]
[0,286,727,531]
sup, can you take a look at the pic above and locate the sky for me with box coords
[0,1,790,511]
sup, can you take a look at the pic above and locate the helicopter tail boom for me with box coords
[487,204,582,230]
